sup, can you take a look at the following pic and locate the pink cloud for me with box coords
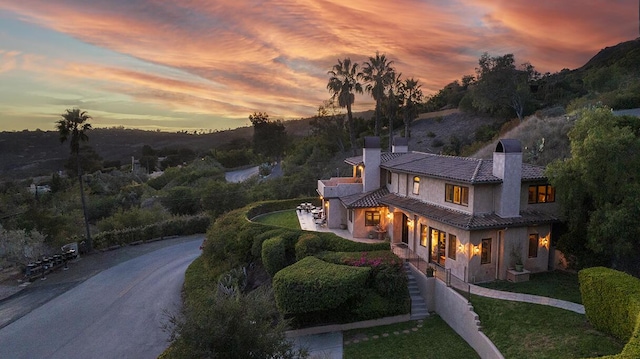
[0,0,637,131]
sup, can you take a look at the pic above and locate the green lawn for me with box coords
[470,295,623,359]
[252,209,301,229]
[343,316,480,359]
[478,270,582,303]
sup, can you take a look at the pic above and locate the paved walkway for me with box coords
[469,284,585,314]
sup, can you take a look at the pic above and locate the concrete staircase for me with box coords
[405,263,429,320]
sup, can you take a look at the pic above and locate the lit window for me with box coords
[528,234,539,258]
[528,185,555,204]
[420,224,427,247]
[413,176,420,195]
[481,238,491,264]
[430,228,446,266]
[445,184,469,206]
[448,234,457,260]
[365,211,381,226]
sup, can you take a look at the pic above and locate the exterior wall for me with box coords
[472,184,494,214]
[325,198,344,229]
[350,207,388,239]
[520,182,560,216]
[433,279,505,359]
[409,264,504,358]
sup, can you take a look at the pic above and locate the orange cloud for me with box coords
[0,0,636,131]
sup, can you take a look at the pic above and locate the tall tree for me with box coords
[400,77,423,138]
[362,52,396,136]
[249,112,287,161]
[56,108,93,252]
[310,100,346,152]
[383,73,403,151]
[327,58,363,154]
[547,107,640,276]
[471,53,538,121]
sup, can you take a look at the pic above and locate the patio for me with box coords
[295,208,383,244]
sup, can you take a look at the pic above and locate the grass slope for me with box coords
[252,209,301,229]
[471,295,623,359]
[343,316,480,359]
[478,270,582,304]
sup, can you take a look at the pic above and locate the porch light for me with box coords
[458,244,465,253]
[386,212,393,220]
[407,219,414,228]
[541,237,549,247]
[473,245,480,255]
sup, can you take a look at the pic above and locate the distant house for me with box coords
[317,137,560,283]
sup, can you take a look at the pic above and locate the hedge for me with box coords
[93,214,210,249]
[261,236,287,277]
[273,256,370,315]
[294,233,325,261]
[580,267,640,359]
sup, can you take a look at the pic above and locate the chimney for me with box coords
[363,136,381,192]
[392,137,409,153]
[493,139,522,218]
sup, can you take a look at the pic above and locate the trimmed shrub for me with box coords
[315,232,389,252]
[294,233,325,260]
[261,237,287,277]
[273,256,370,314]
[580,267,640,359]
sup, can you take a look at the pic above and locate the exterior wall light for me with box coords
[473,245,480,255]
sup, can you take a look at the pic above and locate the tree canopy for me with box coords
[547,107,640,276]
[249,112,287,161]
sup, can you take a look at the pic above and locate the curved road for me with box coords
[0,238,202,359]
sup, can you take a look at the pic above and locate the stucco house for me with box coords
[317,137,559,283]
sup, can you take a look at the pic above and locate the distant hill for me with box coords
[0,127,252,181]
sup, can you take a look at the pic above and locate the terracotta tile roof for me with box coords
[346,151,547,183]
[379,193,558,230]
[341,188,390,208]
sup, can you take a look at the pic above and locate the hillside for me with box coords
[0,127,252,180]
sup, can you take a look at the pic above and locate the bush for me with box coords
[262,236,288,277]
[93,214,210,249]
[294,233,325,260]
[273,256,370,315]
[580,267,640,359]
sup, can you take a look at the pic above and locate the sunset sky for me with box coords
[0,0,637,132]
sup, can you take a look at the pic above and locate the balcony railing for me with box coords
[392,242,470,301]
[317,177,363,198]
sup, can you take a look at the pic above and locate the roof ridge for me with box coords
[471,159,483,183]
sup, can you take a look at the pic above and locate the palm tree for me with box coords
[327,58,363,154]
[383,73,403,151]
[401,78,423,138]
[362,52,396,136]
[56,108,93,252]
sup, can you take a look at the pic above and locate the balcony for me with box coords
[317,177,363,198]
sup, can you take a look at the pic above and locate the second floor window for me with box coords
[412,176,420,195]
[365,211,380,226]
[445,184,469,206]
[528,184,555,203]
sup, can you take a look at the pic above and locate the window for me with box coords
[528,234,539,258]
[387,170,392,185]
[348,210,353,222]
[448,234,457,260]
[481,238,491,264]
[412,176,420,195]
[420,224,427,247]
[365,211,380,226]
[430,228,446,266]
[445,184,469,206]
[528,185,555,204]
